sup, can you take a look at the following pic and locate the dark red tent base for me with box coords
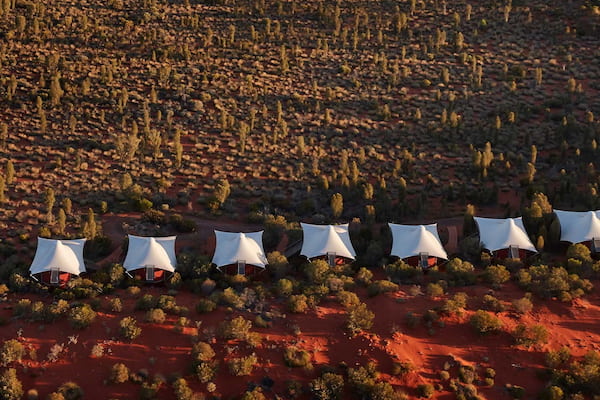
[36,271,72,287]
[219,264,263,276]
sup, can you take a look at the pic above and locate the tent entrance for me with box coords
[327,252,336,267]
[419,252,429,268]
[509,245,520,259]
[237,261,246,275]
[593,238,600,253]
[50,268,60,284]
[145,266,155,281]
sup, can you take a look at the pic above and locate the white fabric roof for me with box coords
[123,235,177,272]
[389,223,448,260]
[30,237,87,275]
[555,210,600,243]
[300,223,356,260]
[212,230,267,269]
[474,217,537,253]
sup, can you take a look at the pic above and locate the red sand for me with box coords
[1,278,600,399]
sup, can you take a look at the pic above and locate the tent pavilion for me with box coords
[212,230,267,275]
[474,217,537,259]
[300,223,356,266]
[123,235,177,282]
[389,223,448,268]
[30,237,87,286]
[555,210,600,251]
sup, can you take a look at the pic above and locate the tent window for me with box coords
[327,252,336,267]
[237,261,246,275]
[593,238,600,253]
[50,268,60,284]
[419,252,429,268]
[146,266,155,281]
[509,245,520,259]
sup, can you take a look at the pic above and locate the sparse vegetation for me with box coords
[119,317,142,341]
[0,0,599,399]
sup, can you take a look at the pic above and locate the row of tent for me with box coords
[28,210,600,285]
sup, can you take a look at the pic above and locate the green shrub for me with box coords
[392,361,414,376]
[441,292,468,315]
[240,387,266,400]
[367,280,399,297]
[482,294,505,312]
[57,382,84,400]
[219,287,243,308]
[446,258,476,285]
[146,308,166,324]
[347,362,379,396]
[172,378,193,400]
[484,265,511,285]
[268,251,290,278]
[288,294,309,313]
[119,316,141,340]
[439,370,450,380]
[284,347,312,368]
[305,260,331,284]
[276,278,294,297]
[347,303,374,336]
[228,353,257,376]
[110,363,129,383]
[337,290,360,308]
[196,299,217,314]
[458,366,475,384]
[512,297,533,314]
[567,243,592,263]
[68,304,96,329]
[109,298,122,312]
[418,383,435,398]
[545,347,571,368]
[310,372,344,400]
[1,339,25,366]
[48,300,70,320]
[192,341,215,363]
[355,267,373,285]
[218,316,252,340]
[135,294,156,311]
[370,381,403,400]
[513,324,549,347]
[0,368,23,400]
[156,295,177,312]
[426,282,444,298]
[554,350,600,394]
[470,310,503,334]
[384,259,421,283]
[195,360,218,383]
[517,265,593,300]
[542,385,564,400]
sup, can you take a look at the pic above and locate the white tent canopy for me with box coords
[123,235,177,272]
[300,223,356,260]
[474,217,537,253]
[212,231,267,270]
[555,210,600,244]
[30,238,87,276]
[389,223,448,260]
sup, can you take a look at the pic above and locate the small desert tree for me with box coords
[331,192,344,219]
[0,368,23,400]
